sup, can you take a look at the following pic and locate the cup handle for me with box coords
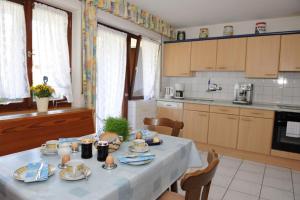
[41,144,46,148]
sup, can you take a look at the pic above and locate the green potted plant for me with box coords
[103,117,129,141]
[30,84,55,112]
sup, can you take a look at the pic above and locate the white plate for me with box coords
[59,165,91,181]
[128,144,149,153]
[126,159,153,166]
[40,146,58,155]
[13,164,56,181]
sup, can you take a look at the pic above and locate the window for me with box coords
[96,25,127,130]
[0,0,72,112]
[0,1,29,103]
[131,38,161,100]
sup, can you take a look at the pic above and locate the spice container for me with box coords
[223,25,234,36]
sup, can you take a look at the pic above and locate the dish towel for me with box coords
[118,153,155,164]
[24,162,49,183]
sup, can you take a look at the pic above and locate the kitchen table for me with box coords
[0,134,203,200]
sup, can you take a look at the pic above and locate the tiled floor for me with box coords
[178,152,300,200]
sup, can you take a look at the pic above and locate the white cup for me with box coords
[41,140,58,153]
[66,160,84,178]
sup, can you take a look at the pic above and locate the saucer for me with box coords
[128,144,149,153]
[59,165,91,181]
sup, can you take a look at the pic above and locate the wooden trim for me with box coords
[197,142,300,171]
[271,149,300,161]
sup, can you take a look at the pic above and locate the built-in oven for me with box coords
[272,111,300,153]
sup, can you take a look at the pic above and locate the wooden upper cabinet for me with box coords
[163,42,192,76]
[280,34,300,71]
[245,35,280,78]
[191,40,217,71]
[216,38,247,71]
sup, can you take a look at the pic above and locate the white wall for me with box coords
[177,16,300,39]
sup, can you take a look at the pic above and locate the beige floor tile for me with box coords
[229,179,261,196]
[293,170,300,184]
[264,167,291,181]
[212,173,233,188]
[294,183,300,195]
[263,176,293,192]
[260,186,294,200]
[208,185,227,200]
[216,166,238,178]
[239,161,265,174]
[223,190,259,200]
[235,170,264,184]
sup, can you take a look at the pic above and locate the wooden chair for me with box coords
[143,118,184,137]
[158,150,220,200]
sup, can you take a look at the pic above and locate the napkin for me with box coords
[24,162,49,183]
[118,153,155,164]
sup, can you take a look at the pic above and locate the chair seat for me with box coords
[158,191,185,200]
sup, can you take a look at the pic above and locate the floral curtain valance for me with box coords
[97,0,176,38]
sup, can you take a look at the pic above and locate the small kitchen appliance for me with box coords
[174,83,185,99]
[233,83,253,105]
[164,87,174,99]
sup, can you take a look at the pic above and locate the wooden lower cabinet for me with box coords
[183,110,209,143]
[208,113,239,148]
[237,116,273,155]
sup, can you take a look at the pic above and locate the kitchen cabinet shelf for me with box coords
[164,30,300,44]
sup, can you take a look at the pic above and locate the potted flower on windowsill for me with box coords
[30,84,55,113]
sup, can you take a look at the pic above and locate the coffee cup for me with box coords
[41,140,58,153]
[132,139,146,151]
[66,160,84,178]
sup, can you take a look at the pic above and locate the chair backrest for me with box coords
[143,118,184,137]
[180,150,219,200]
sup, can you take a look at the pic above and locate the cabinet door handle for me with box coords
[218,67,227,69]
[205,67,213,69]
[198,113,208,117]
[220,109,228,112]
[251,112,262,115]
[296,67,300,69]
[264,73,276,76]
[227,117,237,120]
[241,118,252,122]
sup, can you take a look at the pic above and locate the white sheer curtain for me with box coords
[96,25,127,131]
[0,1,29,100]
[140,38,160,100]
[32,3,72,101]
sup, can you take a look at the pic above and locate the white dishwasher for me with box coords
[155,101,184,135]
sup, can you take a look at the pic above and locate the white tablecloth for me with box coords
[0,134,203,200]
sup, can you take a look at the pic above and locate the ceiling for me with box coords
[127,0,300,28]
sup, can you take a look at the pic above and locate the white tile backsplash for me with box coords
[161,72,300,105]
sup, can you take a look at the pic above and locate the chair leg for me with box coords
[170,181,178,192]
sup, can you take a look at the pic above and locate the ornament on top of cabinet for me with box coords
[177,31,186,40]
[199,28,209,38]
[255,22,267,34]
[223,25,234,36]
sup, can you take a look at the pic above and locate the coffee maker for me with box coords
[174,83,185,99]
[233,83,253,105]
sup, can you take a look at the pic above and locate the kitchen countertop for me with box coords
[157,98,300,113]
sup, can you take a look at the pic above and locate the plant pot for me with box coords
[36,97,49,112]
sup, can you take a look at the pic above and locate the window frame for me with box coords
[0,0,72,113]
